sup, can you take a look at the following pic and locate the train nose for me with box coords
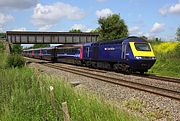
[132,59,156,70]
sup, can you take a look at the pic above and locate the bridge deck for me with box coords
[6,31,99,44]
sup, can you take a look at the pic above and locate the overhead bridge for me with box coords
[6,31,99,44]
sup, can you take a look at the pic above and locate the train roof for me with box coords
[93,36,147,45]
[56,44,83,49]
[23,46,55,51]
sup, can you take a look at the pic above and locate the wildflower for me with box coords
[50,86,54,91]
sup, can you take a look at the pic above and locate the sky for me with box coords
[0,0,180,43]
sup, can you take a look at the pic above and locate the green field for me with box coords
[149,41,180,77]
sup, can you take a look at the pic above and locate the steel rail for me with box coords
[41,63,180,101]
[137,74,180,84]
[24,57,180,84]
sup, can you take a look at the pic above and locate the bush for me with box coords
[12,44,23,54]
[0,42,5,52]
[6,54,25,68]
[174,43,180,58]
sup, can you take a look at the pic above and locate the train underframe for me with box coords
[27,55,152,74]
[55,57,150,74]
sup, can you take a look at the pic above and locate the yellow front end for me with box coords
[129,42,156,73]
[129,42,155,57]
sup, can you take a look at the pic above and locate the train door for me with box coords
[93,46,99,60]
[85,47,90,58]
[121,42,127,59]
[54,47,57,62]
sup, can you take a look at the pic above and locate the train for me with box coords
[22,36,156,74]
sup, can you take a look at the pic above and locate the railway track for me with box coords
[40,62,180,101]
[138,74,180,84]
[25,57,180,84]
[25,57,180,101]
[76,66,180,84]
[45,62,180,84]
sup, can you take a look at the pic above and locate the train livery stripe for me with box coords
[80,47,83,60]
[129,42,155,57]
[40,49,42,56]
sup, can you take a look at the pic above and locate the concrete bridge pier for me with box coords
[4,42,12,54]
[0,39,12,54]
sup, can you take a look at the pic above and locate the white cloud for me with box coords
[129,26,144,36]
[169,3,180,14]
[12,27,26,31]
[31,2,85,30]
[71,24,93,32]
[38,25,53,31]
[159,7,169,16]
[71,24,86,31]
[129,26,140,34]
[144,33,150,38]
[129,26,151,38]
[0,0,38,9]
[150,22,165,33]
[159,2,180,15]
[0,12,14,31]
[96,8,113,18]
[85,28,93,32]
[96,0,107,3]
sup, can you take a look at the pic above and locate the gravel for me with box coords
[29,62,180,121]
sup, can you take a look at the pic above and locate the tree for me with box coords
[90,28,99,33]
[12,44,23,54]
[0,33,6,38]
[69,29,82,33]
[32,44,50,49]
[176,27,180,41]
[98,14,128,41]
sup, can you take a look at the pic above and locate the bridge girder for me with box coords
[6,31,99,44]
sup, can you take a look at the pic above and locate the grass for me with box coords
[148,59,180,77]
[0,68,141,121]
[149,41,180,78]
[0,51,142,121]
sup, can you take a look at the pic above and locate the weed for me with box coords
[123,98,144,111]
[0,54,142,121]
[6,54,25,68]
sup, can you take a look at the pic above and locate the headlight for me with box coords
[151,57,156,60]
[135,56,142,59]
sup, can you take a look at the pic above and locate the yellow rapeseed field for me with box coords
[153,42,179,54]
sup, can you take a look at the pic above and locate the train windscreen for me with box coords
[134,43,151,51]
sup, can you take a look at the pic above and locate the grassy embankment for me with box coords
[149,41,180,78]
[0,41,141,121]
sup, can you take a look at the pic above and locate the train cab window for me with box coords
[134,43,151,51]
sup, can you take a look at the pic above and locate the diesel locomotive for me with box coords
[22,36,156,73]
